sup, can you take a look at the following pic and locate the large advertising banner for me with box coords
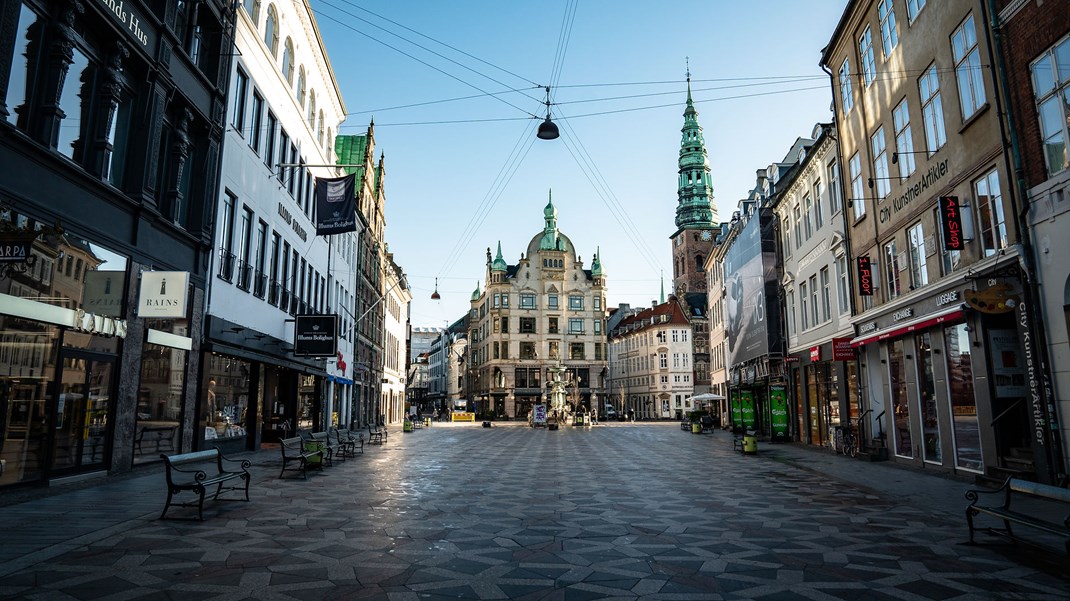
[314,174,357,235]
[770,386,788,441]
[725,210,780,367]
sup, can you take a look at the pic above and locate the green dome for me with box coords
[544,191,557,219]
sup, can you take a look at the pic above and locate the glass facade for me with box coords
[202,354,251,442]
[134,336,188,465]
[889,339,913,457]
[915,333,941,464]
[944,323,981,471]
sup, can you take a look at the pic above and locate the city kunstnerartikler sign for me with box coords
[294,314,338,357]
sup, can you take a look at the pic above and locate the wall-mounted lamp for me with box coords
[891,151,929,164]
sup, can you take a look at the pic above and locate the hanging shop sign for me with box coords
[314,174,357,235]
[857,256,874,296]
[966,282,1019,314]
[832,337,855,360]
[0,233,34,263]
[939,196,965,251]
[809,346,821,362]
[137,271,189,318]
[294,314,338,357]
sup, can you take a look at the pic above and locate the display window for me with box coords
[889,339,913,457]
[944,323,982,471]
[133,337,187,464]
[201,354,251,443]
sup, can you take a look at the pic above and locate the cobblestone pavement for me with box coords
[1,423,1068,600]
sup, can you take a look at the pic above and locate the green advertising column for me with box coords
[770,386,788,442]
[740,390,756,430]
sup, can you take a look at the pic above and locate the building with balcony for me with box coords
[466,197,608,419]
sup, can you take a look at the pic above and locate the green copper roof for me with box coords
[492,241,508,272]
[539,190,560,251]
[335,134,368,181]
[471,281,481,301]
[675,71,717,230]
[591,247,604,276]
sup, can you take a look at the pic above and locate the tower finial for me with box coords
[660,272,666,304]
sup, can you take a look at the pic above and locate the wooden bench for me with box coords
[965,477,1070,554]
[136,425,177,455]
[332,428,363,457]
[279,436,322,479]
[160,449,250,520]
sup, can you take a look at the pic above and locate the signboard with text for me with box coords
[939,196,965,251]
[832,337,855,361]
[857,256,874,296]
[137,271,189,318]
[770,386,788,442]
[294,314,338,357]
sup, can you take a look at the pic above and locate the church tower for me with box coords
[670,69,718,295]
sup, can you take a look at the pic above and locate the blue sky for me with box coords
[314,1,846,328]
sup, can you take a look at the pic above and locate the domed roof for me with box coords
[470,281,481,301]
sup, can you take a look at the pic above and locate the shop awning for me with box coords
[850,306,965,348]
[327,375,354,385]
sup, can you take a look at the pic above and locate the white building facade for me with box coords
[380,256,410,425]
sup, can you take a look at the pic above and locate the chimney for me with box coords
[652,300,657,309]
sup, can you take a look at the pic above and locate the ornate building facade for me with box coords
[467,197,608,419]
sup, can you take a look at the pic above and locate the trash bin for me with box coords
[691,422,702,434]
[743,431,758,455]
[403,420,414,432]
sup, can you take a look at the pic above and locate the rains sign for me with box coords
[294,314,338,357]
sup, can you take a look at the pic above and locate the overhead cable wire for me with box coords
[322,0,543,88]
[313,4,539,118]
[549,0,579,96]
[346,88,542,116]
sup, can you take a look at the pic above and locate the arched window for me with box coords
[308,90,316,125]
[264,4,278,57]
[695,254,704,271]
[317,111,324,144]
[296,66,306,106]
[244,0,260,24]
[326,127,332,160]
[282,38,294,85]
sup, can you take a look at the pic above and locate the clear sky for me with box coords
[313,1,846,329]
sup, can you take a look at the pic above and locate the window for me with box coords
[595,320,601,334]
[296,66,306,107]
[278,130,289,182]
[850,153,866,219]
[884,240,902,300]
[975,168,1007,257]
[831,256,847,315]
[907,0,926,22]
[782,216,792,258]
[288,144,297,195]
[659,353,667,369]
[265,111,277,169]
[787,290,796,336]
[492,294,500,308]
[919,65,947,154]
[809,275,819,326]
[800,281,809,330]
[520,293,536,309]
[548,294,558,309]
[569,295,584,310]
[232,69,248,133]
[793,204,802,247]
[872,127,891,199]
[821,267,831,323]
[828,160,841,215]
[520,342,536,360]
[859,27,876,87]
[241,93,263,155]
[892,99,916,179]
[952,14,986,120]
[308,90,317,126]
[269,232,281,305]
[237,206,253,291]
[244,0,260,23]
[839,58,854,113]
[908,221,928,289]
[569,343,585,360]
[264,4,279,57]
[55,47,91,160]
[5,4,41,130]
[318,112,325,145]
[501,317,509,333]
[1031,36,1070,176]
[282,38,295,85]
[519,317,536,334]
[594,297,601,310]
[548,317,559,334]
[218,192,236,280]
[569,318,584,334]
[804,195,813,239]
[254,221,268,297]
[878,0,898,57]
[813,180,824,229]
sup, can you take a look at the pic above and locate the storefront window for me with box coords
[915,332,941,464]
[945,323,982,471]
[0,318,59,485]
[133,340,187,464]
[888,339,913,457]
[201,354,250,444]
[297,374,317,430]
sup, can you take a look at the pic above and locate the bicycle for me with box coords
[841,424,858,457]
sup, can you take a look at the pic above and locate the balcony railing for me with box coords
[217,249,235,281]
[253,271,268,298]
[267,279,280,306]
[235,261,252,291]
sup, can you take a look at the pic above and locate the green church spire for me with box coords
[492,241,508,272]
[675,64,717,231]
[591,247,604,276]
[539,190,560,251]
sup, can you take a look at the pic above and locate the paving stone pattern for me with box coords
[1,424,1068,600]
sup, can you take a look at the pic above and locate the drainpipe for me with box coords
[983,0,1065,483]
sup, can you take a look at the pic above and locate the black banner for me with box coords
[294,314,338,357]
[314,174,357,235]
[939,196,964,251]
[857,256,873,296]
